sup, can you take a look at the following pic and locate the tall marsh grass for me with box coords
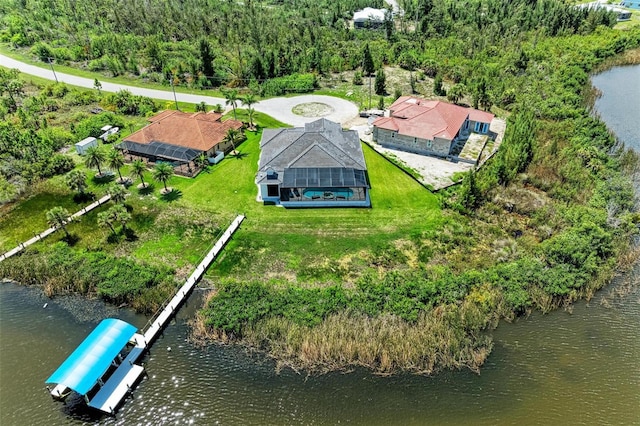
[192,286,507,375]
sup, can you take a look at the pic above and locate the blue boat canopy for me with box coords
[46,318,137,396]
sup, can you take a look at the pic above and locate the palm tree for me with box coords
[242,93,256,108]
[223,127,242,155]
[110,204,131,232]
[97,210,116,235]
[46,206,76,238]
[153,162,174,193]
[130,159,148,188]
[195,153,208,170]
[107,184,127,204]
[241,93,257,129]
[65,170,87,195]
[247,106,256,130]
[223,88,239,120]
[107,149,126,182]
[84,146,107,177]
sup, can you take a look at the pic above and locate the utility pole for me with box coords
[170,75,180,111]
[369,74,372,110]
[48,57,58,83]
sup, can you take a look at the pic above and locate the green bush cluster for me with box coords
[204,204,622,336]
[259,73,318,97]
[73,112,125,140]
[0,243,175,309]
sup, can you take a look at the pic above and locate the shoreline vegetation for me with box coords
[1,1,640,375]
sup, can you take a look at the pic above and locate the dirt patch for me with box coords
[292,102,335,117]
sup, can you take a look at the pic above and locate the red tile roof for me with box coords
[126,111,243,152]
[373,97,494,141]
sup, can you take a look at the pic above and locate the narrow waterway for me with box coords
[1,65,639,425]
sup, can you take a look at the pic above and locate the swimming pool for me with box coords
[302,188,354,200]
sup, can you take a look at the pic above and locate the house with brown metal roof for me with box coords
[372,96,495,159]
[116,111,243,176]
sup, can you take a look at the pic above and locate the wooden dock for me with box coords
[88,214,245,414]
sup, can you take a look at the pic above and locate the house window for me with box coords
[267,185,279,197]
[482,123,489,133]
[414,138,417,144]
[464,120,469,130]
[426,140,432,148]
[474,122,481,132]
[391,132,395,138]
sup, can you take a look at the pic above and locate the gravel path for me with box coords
[0,54,359,126]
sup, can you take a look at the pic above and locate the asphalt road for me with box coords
[0,54,359,126]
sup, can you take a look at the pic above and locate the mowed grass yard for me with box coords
[0,125,443,280]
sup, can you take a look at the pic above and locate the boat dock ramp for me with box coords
[46,214,245,415]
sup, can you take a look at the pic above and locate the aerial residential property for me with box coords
[255,119,370,207]
[353,7,388,28]
[116,110,243,176]
[2,0,639,422]
[372,96,496,161]
[578,2,633,20]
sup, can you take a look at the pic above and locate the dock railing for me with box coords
[140,214,245,344]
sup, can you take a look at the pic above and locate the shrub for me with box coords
[260,73,317,97]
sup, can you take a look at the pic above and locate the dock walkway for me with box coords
[142,214,245,344]
[0,194,112,263]
[87,334,146,414]
[86,214,245,414]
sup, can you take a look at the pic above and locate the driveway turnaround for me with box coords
[254,95,359,127]
[0,54,359,126]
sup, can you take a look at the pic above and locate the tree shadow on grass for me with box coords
[161,188,183,202]
[73,192,96,204]
[138,184,155,196]
[106,233,119,244]
[124,228,138,242]
[231,151,248,160]
[92,173,115,187]
[62,233,80,246]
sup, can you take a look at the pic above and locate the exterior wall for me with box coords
[259,183,371,207]
[469,120,490,134]
[258,184,280,203]
[281,191,370,208]
[374,128,452,157]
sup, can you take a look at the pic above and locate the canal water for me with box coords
[1,65,639,425]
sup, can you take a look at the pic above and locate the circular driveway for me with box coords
[253,95,359,127]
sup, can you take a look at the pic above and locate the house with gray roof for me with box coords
[255,119,371,207]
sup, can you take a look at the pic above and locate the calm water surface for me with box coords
[1,65,639,425]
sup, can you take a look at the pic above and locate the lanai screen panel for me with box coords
[45,318,138,396]
[282,168,368,188]
[118,141,202,162]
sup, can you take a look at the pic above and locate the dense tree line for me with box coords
[0,0,619,103]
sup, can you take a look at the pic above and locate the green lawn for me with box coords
[1,123,443,277]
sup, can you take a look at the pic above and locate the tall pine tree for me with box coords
[362,43,375,77]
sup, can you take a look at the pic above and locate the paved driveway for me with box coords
[254,95,359,127]
[0,54,359,126]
